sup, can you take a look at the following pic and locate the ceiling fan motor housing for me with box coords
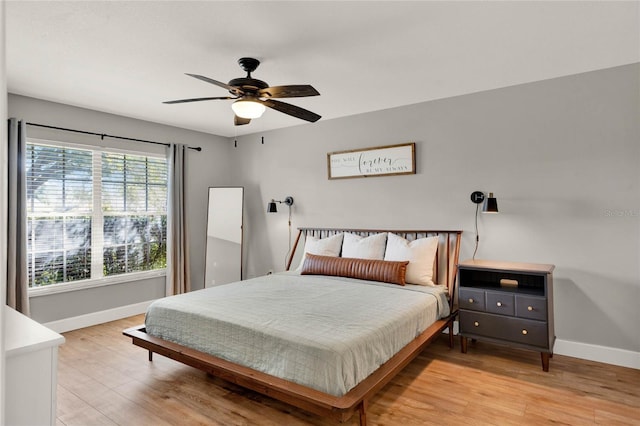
[230,58,268,94]
[228,77,269,93]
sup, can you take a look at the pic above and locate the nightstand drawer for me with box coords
[508,317,548,347]
[486,291,514,316]
[459,288,485,311]
[460,311,548,348]
[459,310,501,338]
[516,295,547,321]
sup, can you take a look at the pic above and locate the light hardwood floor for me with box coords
[56,315,640,425]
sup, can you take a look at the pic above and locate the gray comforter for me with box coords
[145,272,449,396]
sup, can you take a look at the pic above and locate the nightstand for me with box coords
[458,259,555,371]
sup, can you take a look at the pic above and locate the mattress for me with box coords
[145,272,450,396]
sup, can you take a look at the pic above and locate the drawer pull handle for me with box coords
[527,306,534,311]
[496,302,502,307]
[522,329,528,335]
[468,298,474,303]
[474,321,479,327]
[500,278,518,287]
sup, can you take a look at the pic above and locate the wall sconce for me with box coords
[470,191,499,259]
[267,196,294,213]
[267,196,295,268]
[470,191,499,213]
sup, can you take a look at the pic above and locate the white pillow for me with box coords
[383,233,438,286]
[296,233,344,270]
[341,232,387,260]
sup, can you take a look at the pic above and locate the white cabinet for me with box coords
[4,307,65,426]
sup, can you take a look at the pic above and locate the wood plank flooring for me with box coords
[56,315,640,425]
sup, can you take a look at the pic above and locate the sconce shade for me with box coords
[267,196,294,213]
[232,99,266,119]
[484,192,499,213]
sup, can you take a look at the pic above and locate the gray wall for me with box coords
[8,94,232,323]
[231,64,640,354]
[7,64,639,356]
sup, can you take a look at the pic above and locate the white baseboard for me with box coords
[43,300,154,334]
[554,339,640,370]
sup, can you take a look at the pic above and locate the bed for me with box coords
[124,227,462,425]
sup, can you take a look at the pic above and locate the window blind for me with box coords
[25,141,168,288]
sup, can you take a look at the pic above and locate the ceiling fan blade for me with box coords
[185,73,244,95]
[163,96,236,104]
[234,115,251,126]
[258,85,320,98]
[259,99,321,122]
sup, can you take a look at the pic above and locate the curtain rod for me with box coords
[26,122,202,152]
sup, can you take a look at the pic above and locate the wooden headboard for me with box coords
[286,228,462,308]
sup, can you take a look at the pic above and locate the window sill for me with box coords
[28,269,167,298]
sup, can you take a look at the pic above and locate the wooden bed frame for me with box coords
[124,228,462,425]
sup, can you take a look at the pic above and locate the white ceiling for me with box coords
[6,1,640,138]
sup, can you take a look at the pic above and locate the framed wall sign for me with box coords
[327,142,416,180]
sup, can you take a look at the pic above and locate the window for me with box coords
[26,140,168,289]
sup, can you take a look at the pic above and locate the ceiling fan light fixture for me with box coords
[231,99,266,119]
[166,58,321,125]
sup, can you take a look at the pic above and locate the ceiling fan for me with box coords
[164,57,321,126]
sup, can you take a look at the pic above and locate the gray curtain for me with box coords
[166,143,191,295]
[7,118,30,315]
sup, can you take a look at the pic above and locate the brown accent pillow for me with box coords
[301,253,409,286]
